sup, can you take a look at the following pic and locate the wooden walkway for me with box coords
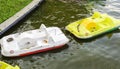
[0,0,43,35]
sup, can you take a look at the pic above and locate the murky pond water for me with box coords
[1,0,120,69]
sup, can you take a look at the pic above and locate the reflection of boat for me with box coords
[0,61,20,69]
[0,24,69,57]
[66,12,120,39]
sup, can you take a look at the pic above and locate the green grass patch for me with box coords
[0,0,32,24]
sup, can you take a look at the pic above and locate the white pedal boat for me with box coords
[0,24,69,57]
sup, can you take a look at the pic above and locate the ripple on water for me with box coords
[1,0,120,69]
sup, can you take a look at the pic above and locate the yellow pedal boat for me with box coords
[66,12,120,39]
[0,61,20,69]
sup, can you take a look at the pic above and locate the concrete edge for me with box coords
[0,0,43,35]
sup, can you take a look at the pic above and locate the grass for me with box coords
[0,0,32,24]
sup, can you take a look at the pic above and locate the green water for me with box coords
[1,0,120,69]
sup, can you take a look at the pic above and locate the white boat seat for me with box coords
[17,38,37,49]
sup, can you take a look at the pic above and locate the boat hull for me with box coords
[0,24,69,57]
[0,61,20,69]
[19,44,65,57]
[66,12,120,39]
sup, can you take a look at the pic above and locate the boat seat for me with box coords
[99,17,114,27]
[17,38,37,49]
[86,22,101,33]
[80,19,101,33]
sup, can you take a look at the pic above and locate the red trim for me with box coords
[19,44,65,57]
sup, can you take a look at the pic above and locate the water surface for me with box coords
[1,0,120,69]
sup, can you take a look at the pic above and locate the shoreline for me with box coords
[0,0,43,35]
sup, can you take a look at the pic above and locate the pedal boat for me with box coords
[0,24,69,57]
[0,61,20,69]
[66,12,120,39]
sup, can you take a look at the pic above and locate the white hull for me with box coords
[0,24,69,57]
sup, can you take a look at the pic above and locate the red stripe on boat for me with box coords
[19,44,65,56]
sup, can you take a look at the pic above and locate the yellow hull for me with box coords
[0,61,20,69]
[66,12,120,39]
